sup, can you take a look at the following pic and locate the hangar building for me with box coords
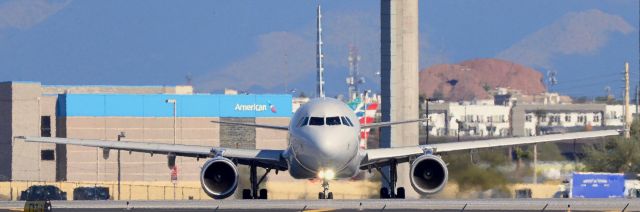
[0,81,291,183]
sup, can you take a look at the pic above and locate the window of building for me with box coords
[577,115,586,123]
[525,115,532,122]
[540,116,547,122]
[594,114,600,122]
[487,116,493,123]
[41,150,55,161]
[41,116,51,137]
[326,116,341,126]
[309,117,324,126]
[565,115,571,122]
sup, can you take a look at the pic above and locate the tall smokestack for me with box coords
[316,4,325,98]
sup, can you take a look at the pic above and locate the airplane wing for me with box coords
[210,120,289,131]
[361,118,429,129]
[17,136,288,170]
[360,130,619,169]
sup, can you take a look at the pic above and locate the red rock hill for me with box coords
[419,58,547,101]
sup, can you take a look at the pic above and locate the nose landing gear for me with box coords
[318,178,333,199]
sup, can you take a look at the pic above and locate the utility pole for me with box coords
[117,132,126,200]
[625,62,631,139]
[533,144,537,184]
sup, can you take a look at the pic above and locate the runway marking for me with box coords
[303,209,335,212]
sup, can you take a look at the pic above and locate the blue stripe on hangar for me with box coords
[57,94,292,118]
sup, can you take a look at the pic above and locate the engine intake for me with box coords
[410,154,448,195]
[200,157,238,199]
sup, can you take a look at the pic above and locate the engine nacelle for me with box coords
[200,157,238,199]
[410,154,448,195]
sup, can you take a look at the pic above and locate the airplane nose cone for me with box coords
[307,129,354,168]
[314,133,347,157]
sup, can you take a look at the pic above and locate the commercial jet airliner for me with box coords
[18,5,620,200]
[18,100,619,200]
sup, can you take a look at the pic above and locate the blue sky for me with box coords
[0,0,638,98]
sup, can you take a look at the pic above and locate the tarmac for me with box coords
[1,199,640,211]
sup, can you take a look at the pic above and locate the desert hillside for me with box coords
[419,58,546,101]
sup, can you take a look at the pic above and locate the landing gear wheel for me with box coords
[242,189,252,199]
[377,160,401,198]
[396,187,405,199]
[259,189,268,199]
[319,177,332,200]
[247,162,273,200]
[380,187,390,199]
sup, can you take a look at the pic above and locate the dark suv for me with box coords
[73,187,110,200]
[20,185,67,201]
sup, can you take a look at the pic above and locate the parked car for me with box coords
[73,187,110,200]
[515,188,532,198]
[20,185,67,201]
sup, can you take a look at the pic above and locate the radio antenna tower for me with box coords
[347,45,363,101]
[546,69,558,91]
[316,4,325,98]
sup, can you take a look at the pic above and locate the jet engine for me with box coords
[200,157,238,199]
[409,154,448,195]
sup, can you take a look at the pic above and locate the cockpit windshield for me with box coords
[309,117,324,126]
[326,116,341,125]
[299,116,353,127]
[297,117,309,127]
[341,116,352,126]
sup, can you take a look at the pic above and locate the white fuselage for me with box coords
[284,98,364,179]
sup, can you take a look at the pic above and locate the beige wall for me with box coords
[61,117,220,182]
[10,82,57,181]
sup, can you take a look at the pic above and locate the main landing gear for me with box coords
[318,178,333,199]
[377,160,405,199]
[242,162,272,199]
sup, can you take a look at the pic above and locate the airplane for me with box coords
[17,5,621,200]
[17,101,620,200]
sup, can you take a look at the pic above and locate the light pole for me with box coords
[423,98,431,144]
[117,132,126,200]
[165,99,177,145]
[165,99,177,200]
[456,119,463,142]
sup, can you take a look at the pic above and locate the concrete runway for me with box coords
[1,199,639,211]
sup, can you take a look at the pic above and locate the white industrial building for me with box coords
[425,102,634,137]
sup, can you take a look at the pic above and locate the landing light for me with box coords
[317,169,335,180]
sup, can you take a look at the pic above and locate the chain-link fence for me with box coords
[0,180,205,201]
[0,180,380,200]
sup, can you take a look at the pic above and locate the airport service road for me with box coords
[1,199,639,211]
